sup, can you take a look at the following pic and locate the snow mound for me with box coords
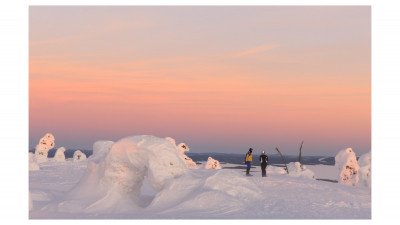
[54,147,66,162]
[166,137,197,168]
[287,162,315,179]
[267,165,286,174]
[89,140,114,163]
[35,133,55,163]
[205,156,221,169]
[73,150,87,162]
[62,135,186,213]
[335,148,359,186]
[358,152,371,188]
[29,152,40,171]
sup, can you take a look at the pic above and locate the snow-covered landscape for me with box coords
[29,135,371,219]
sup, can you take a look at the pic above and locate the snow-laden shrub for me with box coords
[166,137,197,168]
[205,157,221,169]
[54,147,66,162]
[35,133,55,163]
[287,162,315,179]
[358,152,371,188]
[63,135,187,213]
[29,152,40,171]
[335,148,359,186]
[73,150,87,162]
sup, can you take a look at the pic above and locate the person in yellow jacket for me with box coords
[245,148,253,176]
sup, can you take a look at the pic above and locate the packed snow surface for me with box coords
[29,135,371,219]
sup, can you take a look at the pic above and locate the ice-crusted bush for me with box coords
[166,137,197,168]
[205,157,221,169]
[73,150,87,162]
[358,152,371,188]
[35,133,55,163]
[335,148,359,186]
[54,147,66,162]
[287,162,315,179]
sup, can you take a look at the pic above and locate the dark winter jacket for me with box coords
[259,154,268,164]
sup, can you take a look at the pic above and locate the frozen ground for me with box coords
[29,160,370,219]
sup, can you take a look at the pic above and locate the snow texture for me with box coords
[88,140,114,163]
[62,135,186,213]
[34,133,55,163]
[358,152,371,188]
[166,137,197,168]
[53,147,66,162]
[73,150,87,162]
[335,148,360,186]
[287,162,315,179]
[29,152,40,171]
[205,156,221,169]
[29,160,371,219]
[29,191,33,211]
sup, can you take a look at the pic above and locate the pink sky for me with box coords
[29,6,370,155]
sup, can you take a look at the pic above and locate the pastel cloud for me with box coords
[230,44,277,58]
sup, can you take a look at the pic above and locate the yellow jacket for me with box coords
[246,152,253,162]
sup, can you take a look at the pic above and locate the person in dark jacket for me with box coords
[259,151,269,177]
[245,148,253,176]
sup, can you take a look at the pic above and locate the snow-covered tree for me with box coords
[205,157,221,169]
[73,150,87,162]
[335,148,359,186]
[166,137,197,168]
[34,133,55,163]
[287,162,315,179]
[358,152,371,188]
[54,147,66,162]
[29,152,40,171]
[65,135,187,212]
[89,140,114,163]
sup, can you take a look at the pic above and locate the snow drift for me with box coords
[287,162,315,179]
[61,135,186,213]
[335,148,359,186]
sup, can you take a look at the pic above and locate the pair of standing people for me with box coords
[245,148,269,177]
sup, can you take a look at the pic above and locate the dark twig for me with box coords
[298,141,304,164]
[275,147,289,174]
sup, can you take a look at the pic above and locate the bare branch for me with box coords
[275,147,289,174]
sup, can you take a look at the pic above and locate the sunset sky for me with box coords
[29,6,371,155]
